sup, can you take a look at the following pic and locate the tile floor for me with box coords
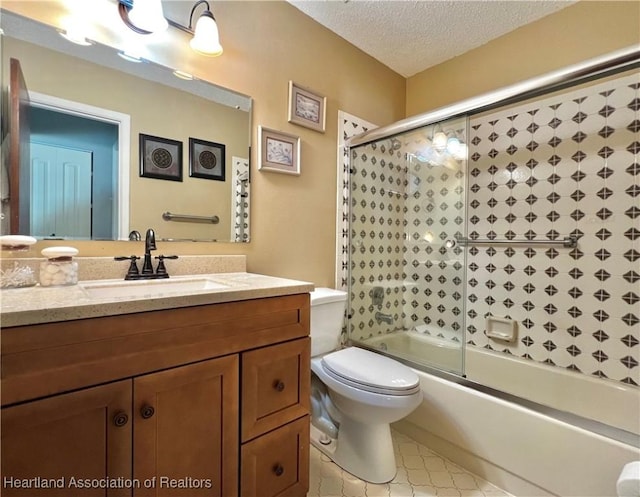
[308,430,513,497]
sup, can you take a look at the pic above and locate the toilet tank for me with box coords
[310,288,348,357]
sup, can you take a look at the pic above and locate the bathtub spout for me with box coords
[375,311,394,325]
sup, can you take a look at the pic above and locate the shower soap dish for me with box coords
[486,315,517,342]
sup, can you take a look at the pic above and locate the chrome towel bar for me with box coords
[162,212,220,224]
[455,235,578,249]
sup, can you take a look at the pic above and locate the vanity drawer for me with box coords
[241,338,310,442]
[240,416,309,497]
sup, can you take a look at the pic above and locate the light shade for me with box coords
[189,11,223,56]
[128,0,168,33]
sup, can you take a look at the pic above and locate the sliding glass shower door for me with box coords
[348,117,468,375]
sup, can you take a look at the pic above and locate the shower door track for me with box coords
[347,45,640,147]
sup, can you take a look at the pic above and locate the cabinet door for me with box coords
[241,338,310,441]
[240,416,309,497]
[133,356,239,497]
[1,380,132,497]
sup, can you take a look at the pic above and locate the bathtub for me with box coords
[363,329,639,435]
[358,331,640,496]
[364,328,463,373]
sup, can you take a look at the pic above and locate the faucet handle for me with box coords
[154,255,178,277]
[114,255,141,279]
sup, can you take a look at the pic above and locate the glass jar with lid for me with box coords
[40,247,79,287]
[0,235,38,289]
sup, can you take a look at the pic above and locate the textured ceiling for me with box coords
[288,0,576,77]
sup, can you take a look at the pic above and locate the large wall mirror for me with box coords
[1,9,252,243]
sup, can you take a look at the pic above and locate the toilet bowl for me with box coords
[309,288,423,483]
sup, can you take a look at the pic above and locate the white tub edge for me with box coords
[396,369,640,497]
[364,331,639,435]
[465,346,640,435]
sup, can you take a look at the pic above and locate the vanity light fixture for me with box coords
[118,0,223,57]
[169,0,223,57]
[118,0,168,35]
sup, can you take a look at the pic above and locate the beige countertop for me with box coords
[1,272,314,327]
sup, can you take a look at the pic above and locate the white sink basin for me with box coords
[80,277,229,300]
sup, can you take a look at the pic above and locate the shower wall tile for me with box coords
[349,141,407,340]
[337,112,378,286]
[343,72,638,387]
[231,157,250,242]
[467,71,640,386]
[347,130,467,345]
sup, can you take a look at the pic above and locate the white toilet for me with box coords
[309,287,423,483]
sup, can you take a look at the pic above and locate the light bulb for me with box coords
[128,0,168,33]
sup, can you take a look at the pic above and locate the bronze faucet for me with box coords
[115,228,178,280]
[141,228,157,275]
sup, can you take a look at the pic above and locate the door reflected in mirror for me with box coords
[1,9,251,242]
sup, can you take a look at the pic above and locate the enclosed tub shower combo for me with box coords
[336,47,640,496]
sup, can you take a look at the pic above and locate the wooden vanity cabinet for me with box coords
[1,293,310,497]
[1,380,132,497]
[133,356,238,497]
[240,339,310,497]
[240,416,309,497]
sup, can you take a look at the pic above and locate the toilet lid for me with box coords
[321,347,419,395]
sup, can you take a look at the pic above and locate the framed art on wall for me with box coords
[139,133,183,181]
[258,125,300,175]
[287,81,326,133]
[189,138,226,181]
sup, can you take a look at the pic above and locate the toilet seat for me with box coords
[321,347,420,396]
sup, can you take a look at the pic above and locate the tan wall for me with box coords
[406,1,640,116]
[2,1,406,287]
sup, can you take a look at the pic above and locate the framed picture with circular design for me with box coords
[139,133,183,182]
[189,138,226,182]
